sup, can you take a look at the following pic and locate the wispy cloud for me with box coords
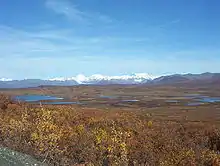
[149,19,181,30]
[159,19,180,28]
[0,25,149,59]
[0,24,219,79]
[45,0,114,24]
[45,0,85,22]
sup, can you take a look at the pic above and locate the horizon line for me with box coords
[0,72,217,82]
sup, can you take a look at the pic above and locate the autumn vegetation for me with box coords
[0,94,220,166]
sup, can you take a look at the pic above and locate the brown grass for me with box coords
[0,94,220,166]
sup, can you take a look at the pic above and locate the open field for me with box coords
[0,84,220,165]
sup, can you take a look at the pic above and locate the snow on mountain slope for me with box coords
[48,73,156,84]
[0,73,157,88]
[1,73,219,88]
[0,78,13,81]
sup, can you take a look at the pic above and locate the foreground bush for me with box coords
[0,97,220,165]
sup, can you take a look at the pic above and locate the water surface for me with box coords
[187,102,204,106]
[42,101,83,105]
[14,95,63,102]
[99,95,118,99]
[178,94,220,106]
[196,97,220,103]
[122,99,139,102]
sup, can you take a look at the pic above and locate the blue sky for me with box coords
[0,0,219,79]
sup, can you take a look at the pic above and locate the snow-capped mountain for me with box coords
[0,73,155,88]
[48,73,156,84]
[0,78,13,81]
[0,73,220,88]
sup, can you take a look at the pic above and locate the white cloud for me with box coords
[159,19,180,28]
[45,0,114,24]
[45,0,85,22]
[0,25,150,59]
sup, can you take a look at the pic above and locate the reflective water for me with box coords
[180,94,220,106]
[99,95,118,99]
[187,96,220,106]
[14,94,220,106]
[122,99,139,102]
[14,95,63,102]
[42,101,83,105]
[187,102,204,106]
[196,97,220,103]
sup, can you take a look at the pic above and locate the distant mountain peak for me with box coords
[48,73,156,84]
[0,78,13,81]
[0,73,219,88]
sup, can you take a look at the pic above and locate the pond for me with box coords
[99,95,118,99]
[166,95,220,106]
[122,99,139,102]
[42,101,83,105]
[13,94,220,106]
[196,97,220,103]
[187,102,205,106]
[184,96,220,106]
[13,95,82,105]
[14,95,63,102]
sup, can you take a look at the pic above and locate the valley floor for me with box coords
[0,84,220,165]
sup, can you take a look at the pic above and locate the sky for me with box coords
[0,0,220,79]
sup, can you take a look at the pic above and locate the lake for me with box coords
[187,102,205,106]
[165,95,220,106]
[99,95,118,99]
[122,99,139,102]
[196,97,220,103]
[185,95,220,106]
[13,95,82,105]
[42,101,83,105]
[13,94,220,106]
[14,95,63,102]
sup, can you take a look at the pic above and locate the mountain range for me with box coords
[152,72,220,85]
[0,73,219,88]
